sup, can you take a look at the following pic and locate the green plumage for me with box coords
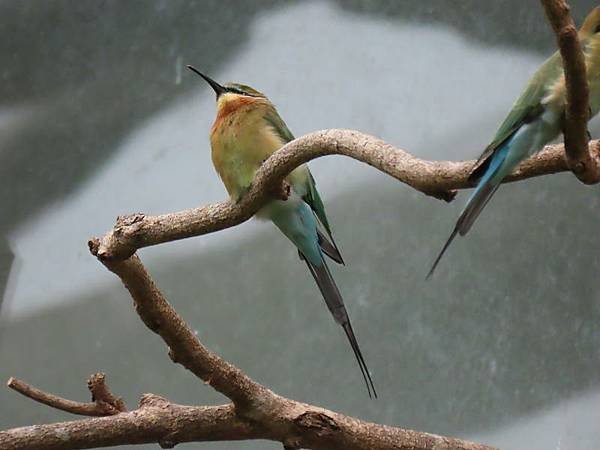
[190,65,374,396]
[265,109,335,238]
[471,52,563,181]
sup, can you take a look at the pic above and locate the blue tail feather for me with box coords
[426,145,508,279]
[457,145,507,235]
[268,199,376,397]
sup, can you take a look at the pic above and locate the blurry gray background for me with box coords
[1,1,599,449]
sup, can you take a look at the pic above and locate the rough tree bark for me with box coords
[92,132,599,262]
[1,2,598,449]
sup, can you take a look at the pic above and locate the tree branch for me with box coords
[0,399,257,450]
[0,393,495,450]
[87,373,127,413]
[7,374,126,417]
[84,249,269,410]
[3,249,498,450]
[92,129,598,261]
[541,0,600,183]
[8,7,597,448]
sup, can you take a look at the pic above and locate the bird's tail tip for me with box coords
[342,322,378,399]
[370,386,378,399]
[426,227,459,280]
[424,269,435,281]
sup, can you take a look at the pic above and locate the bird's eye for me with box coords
[595,24,600,33]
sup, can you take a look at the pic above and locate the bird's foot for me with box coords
[271,180,291,201]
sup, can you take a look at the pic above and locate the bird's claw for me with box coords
[271,180,291,201]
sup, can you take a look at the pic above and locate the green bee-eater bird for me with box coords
[187,66,377,397]
[427,7,600,279]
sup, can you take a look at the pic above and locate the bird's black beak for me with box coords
[187,65,226,99]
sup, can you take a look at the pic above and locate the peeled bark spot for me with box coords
[295,411,339,436]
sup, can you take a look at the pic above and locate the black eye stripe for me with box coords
[227,88,257,97]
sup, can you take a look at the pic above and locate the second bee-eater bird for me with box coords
[427,7,600,279]
[187,66,377,397]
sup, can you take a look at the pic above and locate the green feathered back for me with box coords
[264,107,334,236]
[470,51,563,180]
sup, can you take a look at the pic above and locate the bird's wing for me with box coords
[265,108,343,264]
[303,170,333,237]
[470,51,563,182]
[264,107,295,143]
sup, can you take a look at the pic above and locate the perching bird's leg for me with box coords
[234,183,289,204]
[270,179,291,201]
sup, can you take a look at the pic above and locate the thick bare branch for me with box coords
[84,249,270,410]
[93,129,596,261]
[0,394,496,450]
[0,399,257,450]
[7,375,124,417]
[273,403,499,450]
[541,0,600,183]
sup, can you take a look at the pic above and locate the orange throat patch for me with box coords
[211,95,258,134]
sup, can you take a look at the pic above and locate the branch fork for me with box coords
[7,373,126,417]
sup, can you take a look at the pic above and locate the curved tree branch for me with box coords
[93,129,598,261]
[541,0,600,183]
